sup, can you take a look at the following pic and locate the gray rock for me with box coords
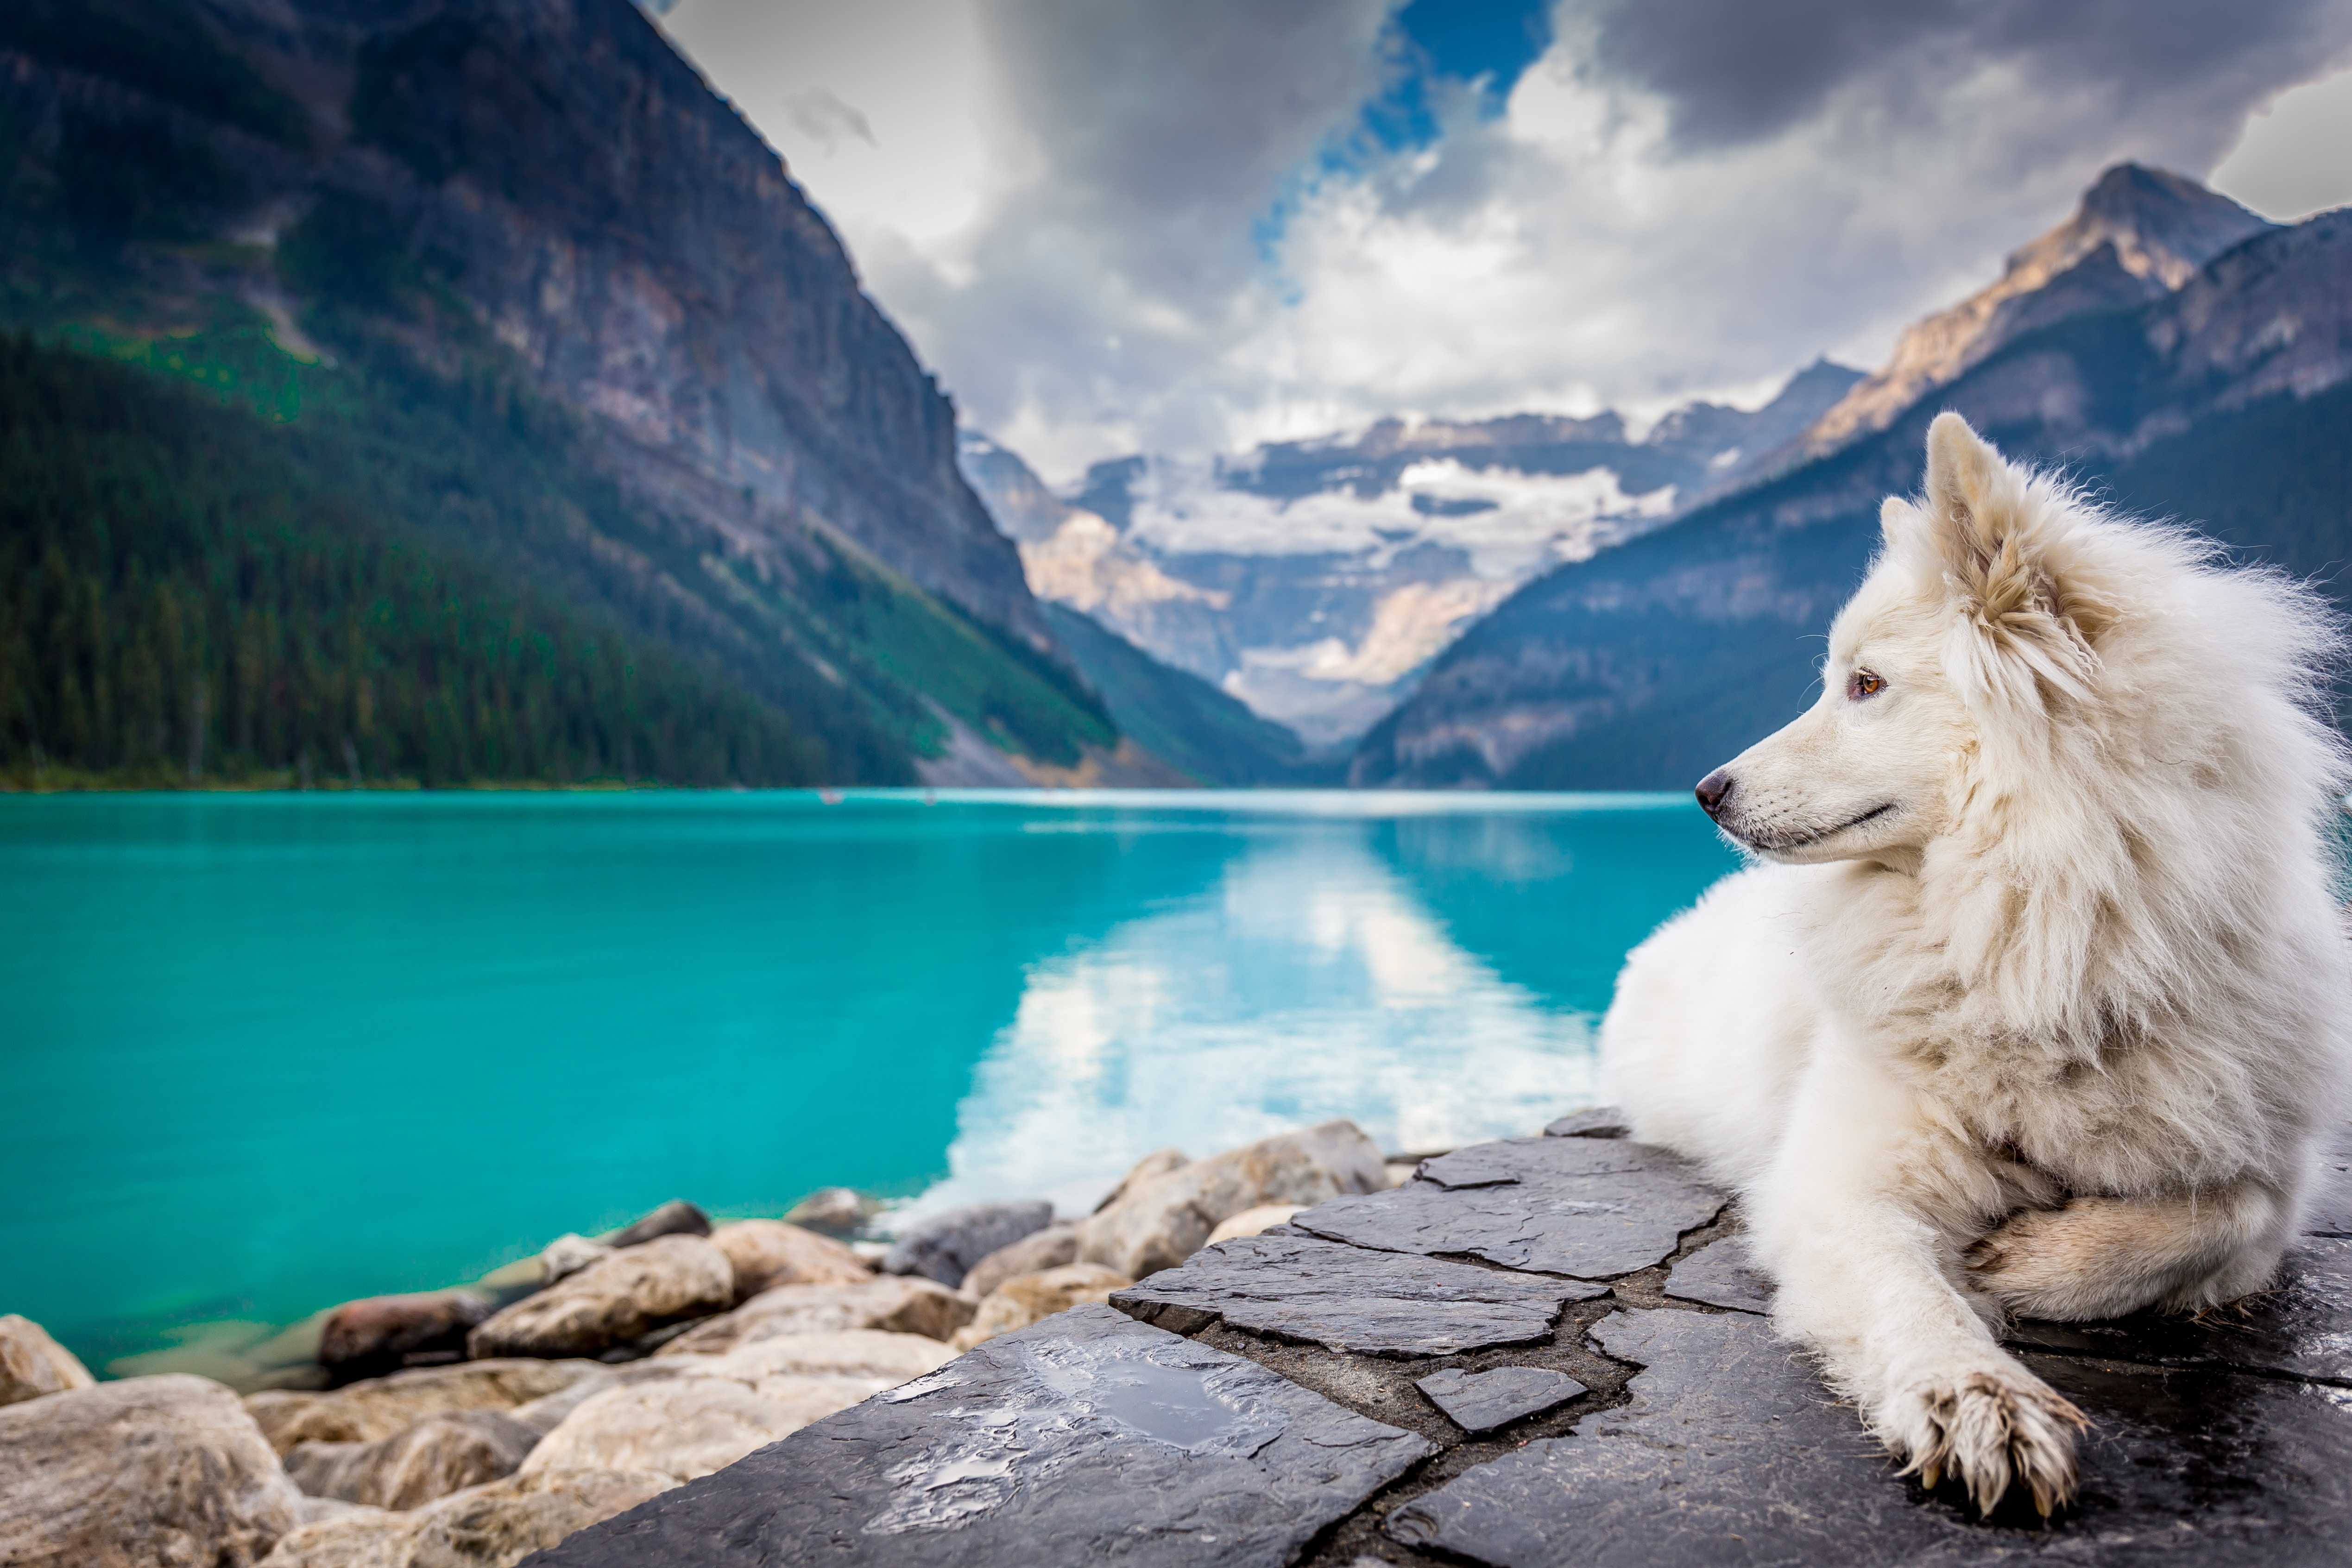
[1543,1107,1632,1139]
[469,1235,734,1360]
[0,1372,304,1568]
[1414,1366,1588,1432]
[1295,1136,1726,1279]
[1079,1121,1391,1280]
[605,1200,713,1248]
[526,1304,1438,1567]
[284,1409,541,1510]
[1113,1231,1604,1356]
[1663,1234,1772,1314]
[882,1200,1055,1288]
[961,1223,1081,1300]
[782,1187,873,1239]
[0,1314,95,1408]
[2003,1234,2352,1383]
[1387,1309,2352,1565]
[317,1291,493,1383]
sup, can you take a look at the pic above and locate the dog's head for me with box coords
[1699,412,2121,864]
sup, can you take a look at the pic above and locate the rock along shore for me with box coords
[530,1112,2352,1568]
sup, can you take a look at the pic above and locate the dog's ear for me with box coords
[1917,412,2102,706]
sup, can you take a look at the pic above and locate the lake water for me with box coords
[1,789,1739,1374]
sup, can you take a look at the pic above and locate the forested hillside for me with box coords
[0,0,1132,787]
[0,336,833,787]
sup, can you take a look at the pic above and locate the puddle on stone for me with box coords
[1028,1336,1288,1458]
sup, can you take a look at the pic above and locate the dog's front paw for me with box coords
[1882,1364,2087,1517]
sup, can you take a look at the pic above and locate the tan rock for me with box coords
[318,1293,493,1380]
[0,1314,95,1407]
[679,1330,955,1386]
[949,1264,1135,1351]
[518,1377,870,1486]
[246,1360,601,1456]
[284,1411,541,1510]
[1078,1120,1387,1278]
[506,1362,688,1436]
[467,1235,732,1359]
[962,1223,1080,1300]
[0,1372,303,1567]
[536,1235,612,1285]
[780,1187,871,1238]
[708,1219,870,1301]
[254,1467,673,1568]
[1091,1146,1190,1213]
[1204,1203,1305,1246]
[655,1276,973,1355]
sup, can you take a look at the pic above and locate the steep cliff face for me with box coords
[1,0,1117,781]
[3,0,1038,642]
[1354,193,2352,790]
[1800,164,2274,453]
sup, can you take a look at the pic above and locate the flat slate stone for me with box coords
[524,1304,1437,1568]
[1387,1308,2352,1567]
[1294,1137,1725,1280]
[2005,1234,2352,1384]
[1110,1231,1603,1357]
[1663,1234,1771,1315]
[1415,1366,1588,1433]
[1543,1106,1631,1139]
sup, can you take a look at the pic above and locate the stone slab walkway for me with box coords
[530,1116,2352,1568]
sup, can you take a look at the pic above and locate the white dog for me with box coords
[1600,412,2351,1515]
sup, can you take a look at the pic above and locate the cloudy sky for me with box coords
[649,0,2352,482]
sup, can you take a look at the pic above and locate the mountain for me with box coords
[0,0,1127,785]
[1353,170,2352,790]
[1799,165,2275,453]
[960,362,1861,747]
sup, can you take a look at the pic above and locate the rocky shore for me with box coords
[0,1120,1399,1566]
[7,1111,2347,1567]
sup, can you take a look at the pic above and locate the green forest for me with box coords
[0,335,826,788]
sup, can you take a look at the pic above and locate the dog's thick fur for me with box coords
[1599,413,2352,1515]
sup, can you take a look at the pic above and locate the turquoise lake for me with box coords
[1,789,1740,1374]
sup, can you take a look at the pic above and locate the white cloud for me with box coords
[656,0,2352,484]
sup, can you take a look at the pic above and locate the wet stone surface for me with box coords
[1386,1310,2352,1567]
[1413,1367,1589,1434]
[1293,1136,1726,1279]
[522,1115,2352,1568]
[1111,1231,1605,1357]
[525,1305,1434,1568]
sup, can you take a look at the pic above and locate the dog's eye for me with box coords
[1847,670,1885,700]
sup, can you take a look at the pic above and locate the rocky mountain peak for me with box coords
[1802,164,2274,452]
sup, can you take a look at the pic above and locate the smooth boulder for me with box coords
[1091,1146,1190,1213]
[779,1188,870,1238]
[284,1410,541,1510]
[467,1235,733,1360]
[1205,1203,1304,1245]
[253,1467,673,1568]
[961,1223,1080,1300]
[518,1378,872,1486]
[673,1330,955,1386]
[0,1372,303,1567]
[1078,1120,1388,1278]
[603,1200,711,1249]
[318,1293,492,1383]
[950,1263,1135,1351]
[879,1199,1054,1288]
[536,1236,613,1285]
[708,1219,869,1301]
[655,1277,974,1355]
[0,1314,95,1407]
[246,1360,601,1455]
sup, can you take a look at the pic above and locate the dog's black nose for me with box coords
[1695,768,1734,817]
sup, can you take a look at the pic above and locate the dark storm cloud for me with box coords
[1573,0,2352,149]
